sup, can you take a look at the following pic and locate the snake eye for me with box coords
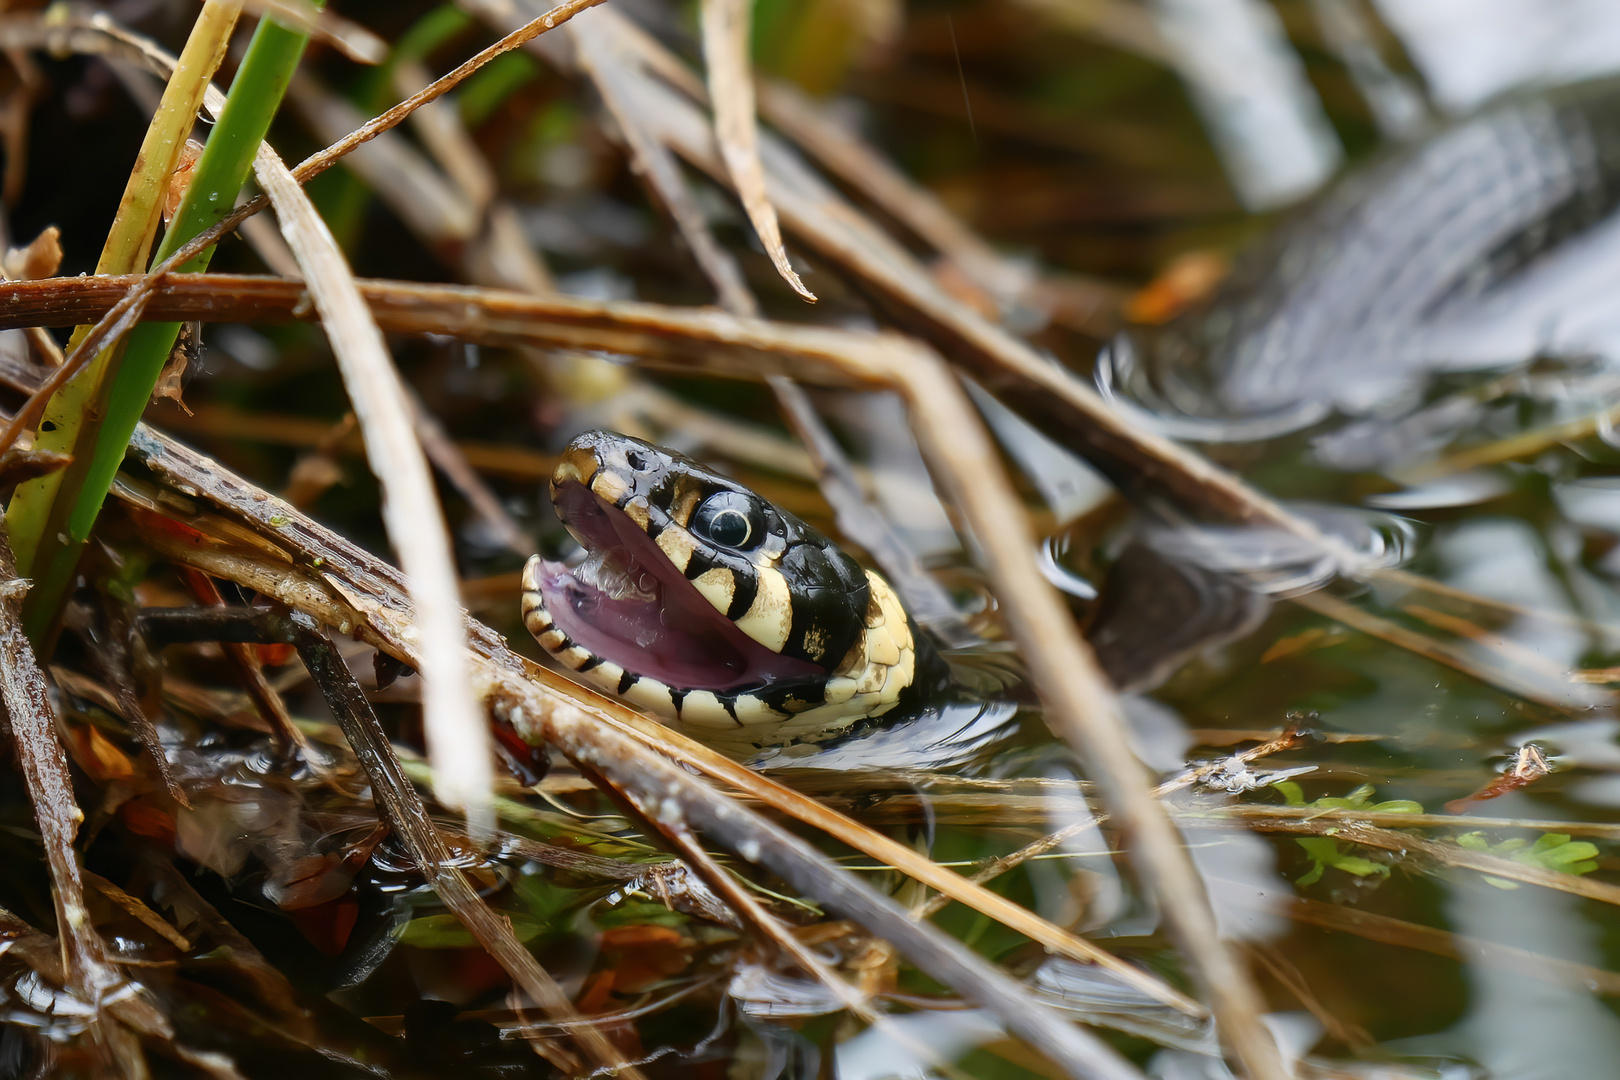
[692,491,763,550]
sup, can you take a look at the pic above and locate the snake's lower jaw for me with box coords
[525,553,917,750]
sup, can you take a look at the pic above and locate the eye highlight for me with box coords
[692,491,763,549]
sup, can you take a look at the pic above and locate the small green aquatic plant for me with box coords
[1274,781,1423,885]
[1292,837,1388,886]
[1272,780,1424,815]
[1455,831,1600,889]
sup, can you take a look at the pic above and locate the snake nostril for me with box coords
[626,448,652,472]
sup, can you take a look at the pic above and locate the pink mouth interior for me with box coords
[537,481,823,692]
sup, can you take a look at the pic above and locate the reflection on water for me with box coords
[745,689,1023,773]
[1405,852,1620,1079]
[1141,503,1416,594]
[1034,958,1218,1054]
[1374,0,1620,112]
[1147,0,1343,208]
[1042,503,1413,690]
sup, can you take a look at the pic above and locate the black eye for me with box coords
[692,491,763,549]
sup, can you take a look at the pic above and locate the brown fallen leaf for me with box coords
[3,223,61,280]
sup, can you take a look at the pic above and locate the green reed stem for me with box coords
[10,8,319,642]
[5,0,243,580]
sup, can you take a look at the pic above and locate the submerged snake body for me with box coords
[1102,77,1620,445]
[522,431,942,751]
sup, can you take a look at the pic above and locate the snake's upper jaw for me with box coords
[522,480,821,693]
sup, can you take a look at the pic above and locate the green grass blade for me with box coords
[73,15,321,539]
[5,0,245,580]
[12,9,321,641]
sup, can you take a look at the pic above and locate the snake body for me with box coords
[522,431,944,752]
[1101,78,1620,447]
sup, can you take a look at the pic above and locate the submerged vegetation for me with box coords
[2,1,1620,1078]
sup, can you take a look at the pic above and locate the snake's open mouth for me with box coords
[530,481,822,691]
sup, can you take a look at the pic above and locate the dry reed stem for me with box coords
[586,772,975,1073]
[542,696,1149,1080]
[252,124,495,835]
[158,402,558,479]
[700,0,815,301]
[1209,805,1620,840]
[570,14,758,317]
[650,825,991,1080]
[561,684,1200,1015]
[877,348,1287,1080]
[1283,894,1620,996]
[1395,403,1620,483]
[1292,590,1608,710]
[81,871,191,951]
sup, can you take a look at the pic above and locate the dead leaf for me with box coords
[3,224,61,280]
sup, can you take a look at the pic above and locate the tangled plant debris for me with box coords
[1,2,1620,1079]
